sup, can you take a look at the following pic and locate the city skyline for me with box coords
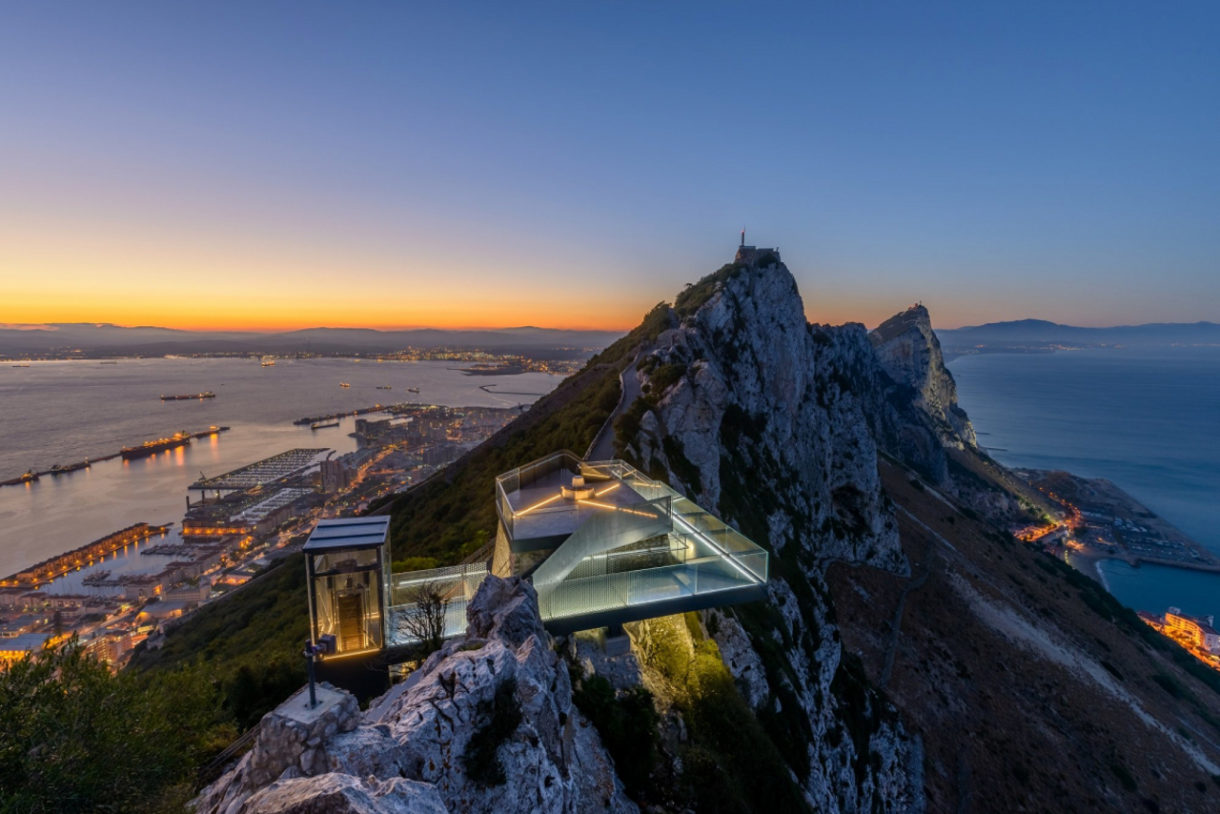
[3,2,1218,332]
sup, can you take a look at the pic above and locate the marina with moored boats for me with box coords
[0,522,173,588]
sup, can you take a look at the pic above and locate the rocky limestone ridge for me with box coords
[194,577,634,814]
[868,304,977,449]
[630,254,904,568]
[620,253,924,811]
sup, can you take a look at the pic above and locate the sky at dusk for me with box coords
[2,2,1217,332]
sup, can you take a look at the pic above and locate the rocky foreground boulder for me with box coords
[194,577,634,814]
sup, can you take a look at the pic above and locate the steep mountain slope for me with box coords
[140,247,1220,812]
[827,461,1220,812]
[612,250,1220,811]
[616,255,926,810]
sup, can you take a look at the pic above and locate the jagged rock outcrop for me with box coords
[619,252,924,811]
[195,577,635,814]
[242,775,446,814]
[869,304,977,449]
[629,255,903,569]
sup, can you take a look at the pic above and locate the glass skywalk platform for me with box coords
[494,452,769,634]
[359,451,768,649]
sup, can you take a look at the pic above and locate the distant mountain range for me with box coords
[0,323,623,358]
[937,319,1220,353]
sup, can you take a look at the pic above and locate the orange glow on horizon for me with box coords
[0,300,642,334]
[3,298,986,334]
[3,224,1013,334]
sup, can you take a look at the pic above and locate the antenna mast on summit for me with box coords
[740,228,745,247]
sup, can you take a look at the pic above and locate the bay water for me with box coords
[0,357,561,579]
[949,346,1220,621]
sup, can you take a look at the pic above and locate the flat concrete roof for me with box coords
[192,448,329,491]
[1,632,52,652]
[304,516,390,552]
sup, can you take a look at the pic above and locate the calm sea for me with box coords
[949,347,1220,621]
[0,358,561,578]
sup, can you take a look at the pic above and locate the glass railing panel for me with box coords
[387,597,470,645]
[536,553,769,623]
[391,562,489,605]
[531,495,671,588]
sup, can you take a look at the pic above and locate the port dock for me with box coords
[0,522,173,588]
[292,404,388,426]
[190,448,329,496]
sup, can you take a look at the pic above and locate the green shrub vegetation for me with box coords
[385,302,671,566]
[0,639,230,813]
[647,362,686,396]
[634,615,808,813]
[674,263,745,319]
[571,675,658,798]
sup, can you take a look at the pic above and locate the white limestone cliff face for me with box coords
[194,577,635,814]
[622,256,924,811]
[869,304,977,449]
[632,259,903,568]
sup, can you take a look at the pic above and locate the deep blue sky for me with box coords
[2,2,1217,329]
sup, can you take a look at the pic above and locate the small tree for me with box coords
[399,581,449,656]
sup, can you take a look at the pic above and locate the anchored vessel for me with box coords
[160,391,216,401]
[121,432,193,459]
[120,426,228,460]
[49,460,90,476]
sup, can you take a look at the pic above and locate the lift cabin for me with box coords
[303,516,390,698]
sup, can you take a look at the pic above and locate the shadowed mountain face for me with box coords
[613,251,1220,811]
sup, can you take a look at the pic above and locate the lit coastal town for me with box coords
[0,402,520,669]
[1007,468,1220,670]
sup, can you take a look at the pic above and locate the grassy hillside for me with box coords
[826,456,1220,812]
[117,303,671,796]
[382,302,670,567]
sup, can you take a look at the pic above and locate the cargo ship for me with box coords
[376,385,392,390]
[160,391,216,401]
[121,431,192,460]
[339,382,351,388]
[310,421,341,430]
